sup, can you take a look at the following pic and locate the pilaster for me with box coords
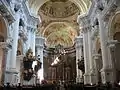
[35,36,45,82]
[4,11,20,85]
[79,15,91,84]
[16,55,24,84]
[0,42,11,85]
[93,54,101,84]
[97,11,116,84]
[106,40,119,83]
[88,29,97,85]
[75,36,83,83]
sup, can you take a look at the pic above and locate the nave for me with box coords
[1,0,120,89]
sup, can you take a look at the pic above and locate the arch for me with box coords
[42,22,77,47]
[27,0,91,15]
[113,32,120,82]
[108,12,120,83]
[42,22,76,35]
[108,11,120,40]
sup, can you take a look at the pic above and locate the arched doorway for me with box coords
[0,15,7,84]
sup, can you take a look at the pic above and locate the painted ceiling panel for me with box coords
[40,0,79,18]
[27,0,91,15]
[43,23,77,47]
[26,0,91,48]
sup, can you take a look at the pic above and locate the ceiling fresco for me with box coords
[40,0,79,18]
[26,0,91,48]
[27,0,91,15]
[43,23,77,47]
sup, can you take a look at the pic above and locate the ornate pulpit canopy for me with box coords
[23,48,42,81]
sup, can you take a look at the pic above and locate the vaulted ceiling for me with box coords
[26,0,91,48]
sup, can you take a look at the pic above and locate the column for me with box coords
[16,55,24,84]
[83,29,90,84]
[93,54,101,84]
[97,12,115,83]
[36,36,45,82]
[27,27,31,49]
[5,12,20,84]
[75,36,83,83]
[32,29,36,56]
[88,29,97,84]
[107,40,118,82]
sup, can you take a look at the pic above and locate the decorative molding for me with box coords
[0,0,15,24]
[0,42,12,50]
[40,0,79,18]
[22,0,40,27]
[107,40,119,49]
[35,37,45,48]
[101,0,117,21]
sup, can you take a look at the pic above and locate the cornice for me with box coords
[0,0,15,24]
[22,0,40,26]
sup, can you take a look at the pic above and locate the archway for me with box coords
[109,12,120,83]
[113,32,120,83]
[0,15,7,85]
[27,0,91,15]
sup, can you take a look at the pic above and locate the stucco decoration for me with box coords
[109,13,120,39]
[40,0,79,18]
[43,23,77,47]
[27,0,91,15]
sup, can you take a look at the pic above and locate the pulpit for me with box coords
[23,48,42,82]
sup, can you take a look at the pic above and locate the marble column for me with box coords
[16,55,24,84]
[75,36,83,83]
[27,27,31,50]
[93,54,101,84]
[97,12,115,84]
[32,29,36,56]
[88,29,97,84]
[36,36,45,82]
[5,12,20,84]
[83,29,90,84]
